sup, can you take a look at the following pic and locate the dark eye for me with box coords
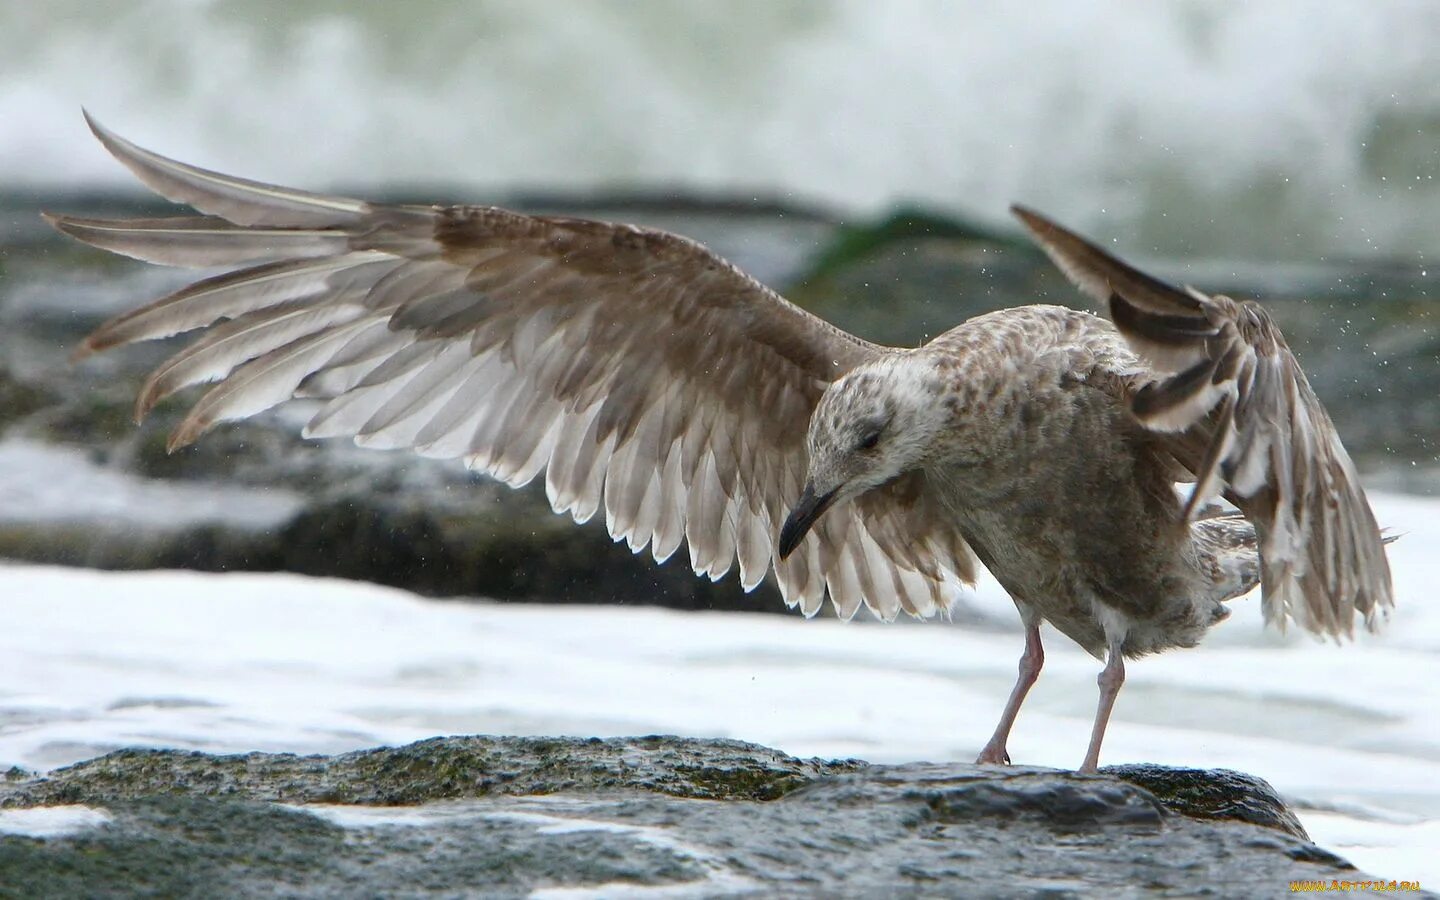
[857,430,882,451]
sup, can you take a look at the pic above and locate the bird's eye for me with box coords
[857,430,882,451]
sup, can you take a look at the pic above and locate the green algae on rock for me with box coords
[0,736,1390,898]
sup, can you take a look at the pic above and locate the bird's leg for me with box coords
[975,619,1044,765]
[1078,638,1126,774]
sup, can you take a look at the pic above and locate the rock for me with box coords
[5,736,859,807]
[800,206,1020,283]
[1107,762,1310,841]
[0,736,1400,898]
[0,366,57,432]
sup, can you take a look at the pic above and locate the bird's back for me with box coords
[921,305,1245,656]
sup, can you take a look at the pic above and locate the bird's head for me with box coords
[778,354,947,558]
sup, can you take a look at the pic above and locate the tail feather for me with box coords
[1192,513,1260,603]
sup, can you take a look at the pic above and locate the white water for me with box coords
[0,439,303,529]
[0,491,1435,882]
[3,1,1438,260]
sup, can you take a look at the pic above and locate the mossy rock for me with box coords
[800,207,1020,283]
[0,367,58,433]
[0,736,862,808]
[1108,763,1308,840]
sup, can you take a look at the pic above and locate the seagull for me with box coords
[47,114,1393,773]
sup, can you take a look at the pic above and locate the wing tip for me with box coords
[133,377,168,424]
[40,211,88,244]
[165,422,204,454]
[69,337,102,365]
[81,109,148,174]
[81,107,111,147]
[1009,204,1096,260]
[1009,203,1050,235]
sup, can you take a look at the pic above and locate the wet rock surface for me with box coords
[3,735,862,807]
[1107,762,1310,840]
[1,194,1434,609]
[0,735,1392,898]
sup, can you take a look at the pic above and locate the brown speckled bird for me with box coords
[48,113,1392,772]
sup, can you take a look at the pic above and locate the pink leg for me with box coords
[975,621,1044,765]
[1078,642,1126,774]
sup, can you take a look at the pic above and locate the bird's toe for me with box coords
[974,745,1012,765]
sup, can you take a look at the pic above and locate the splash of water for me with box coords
[3,0,1438,260]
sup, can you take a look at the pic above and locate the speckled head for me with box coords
[778,353,950,558]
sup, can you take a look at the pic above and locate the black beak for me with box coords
[778,483,839,560]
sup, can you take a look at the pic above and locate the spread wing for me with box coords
[47,113,978,620]
[1014,205,1392,638]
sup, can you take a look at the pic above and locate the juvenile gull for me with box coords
[48,115,1393,772]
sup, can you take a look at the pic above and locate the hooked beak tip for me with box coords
[778,484,838,560]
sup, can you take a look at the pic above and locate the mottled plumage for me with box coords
[48,114,1392,772]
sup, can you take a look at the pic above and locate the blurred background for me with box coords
[0,0,1438,883]
[6,0,1440,259]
